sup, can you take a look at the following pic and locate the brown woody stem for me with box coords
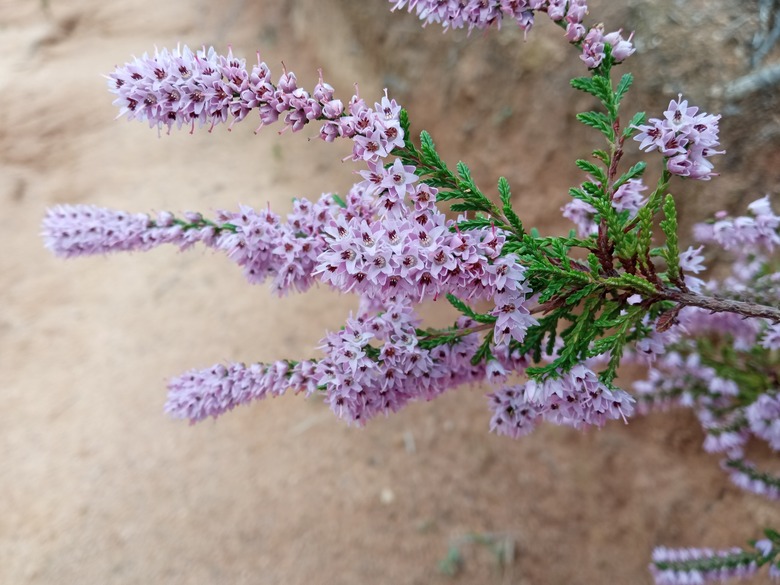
[661,290,780,322]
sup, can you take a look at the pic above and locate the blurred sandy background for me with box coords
[1,1,778,583]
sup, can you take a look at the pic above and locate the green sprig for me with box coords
[660,194,681,283]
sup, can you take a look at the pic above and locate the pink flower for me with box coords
[761,323,780,351]
[612,178,647,215]
[487,385,543,439]
[603,29,635,62]
[580,27,606,69]
[492,289,536,347]
[634,95,723,180]
[562,198,597,237]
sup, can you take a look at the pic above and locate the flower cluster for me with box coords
[488,363,635,438]
[108,45,403,163]
[316,302,485,424]
[215,197,337,293]
[632,197,780,504]
[724,459,780,501]
[388,0,634,69]
[579,26,635,68]
[42,204,190,258]
[317,195,530,304]
[746,393,780,451]
[166,360,317,423]
[650,544,768,584]
[693,195,780,252]
[43,185,535,305]
[634,94,723,180]
[762,323,780,351]
[53,39,545,425]
[166,300,490,425]
[43,194,344,296]
[389,0,556,34]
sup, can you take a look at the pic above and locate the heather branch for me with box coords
[42,8,780,580]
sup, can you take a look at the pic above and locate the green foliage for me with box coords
[593,306,644,385]
[575,159,607,185]
[614,73,633,107]
[623,111,646,138]
[576,111,614,140]
[766,529,780,545]
[635,205,654,261]
[455,216,494,231]
[394,53,699,395]
[660,194,680,282]
[445,294,496,324]
[419,131,445,171]
[571,75,612,107]
[471,332,495,366]
[398,108,413,150]
[498,176,524,236]
[605,273,658,296]
[586,253,600,274]
[613,161,646,189]
[593,149,610,165]
[170,215,237,235]
[331,194,348,209]
[401,131,506,220]
[389,32,780,585]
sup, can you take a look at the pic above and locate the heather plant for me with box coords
[42,1,780,581]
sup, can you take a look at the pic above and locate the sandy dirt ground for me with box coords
[1,1,777,584]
